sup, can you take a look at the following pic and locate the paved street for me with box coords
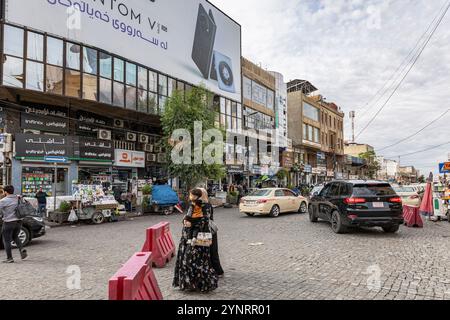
[1,208,450,300]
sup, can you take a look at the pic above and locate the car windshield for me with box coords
[249,189,271,197]
[352,184,396,196]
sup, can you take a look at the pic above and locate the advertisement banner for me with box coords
[114,149,145,168]
[6,0,242,101]
[15,134,72,158]
[76,137,114,160]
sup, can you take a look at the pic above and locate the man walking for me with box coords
[35,188,47,218]
[0,186,28,263]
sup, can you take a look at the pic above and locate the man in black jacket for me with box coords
[35,188,47,218]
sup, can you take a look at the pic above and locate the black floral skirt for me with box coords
[173,226,218,292]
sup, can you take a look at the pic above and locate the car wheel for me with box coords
[269,205,280,218]
[382,224,400,233]
[13,227,31,247]
[331,211,347,234]
[245,212,255,217]
[309,205,318,222]
[299,202,308,214]
[92,212,105,224]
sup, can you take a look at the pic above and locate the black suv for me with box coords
[0,216,46,249]
[308,180,404,234]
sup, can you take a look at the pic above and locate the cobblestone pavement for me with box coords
[1,208,450,300]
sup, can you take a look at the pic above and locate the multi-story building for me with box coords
[0,0,242,195]
[377,157,399,182]
[399,166,419,184]
[344,143,375,179]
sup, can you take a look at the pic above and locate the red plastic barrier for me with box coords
[403,205,423,228]
[109,252,163,300]
[142,222,176,268]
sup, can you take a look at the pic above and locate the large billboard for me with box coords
[5,0,242,101]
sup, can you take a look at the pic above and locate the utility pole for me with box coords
[349,111,356,143]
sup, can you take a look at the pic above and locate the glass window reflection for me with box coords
[126,62,136,86]
[66,42,81,70]
[47,37,64,66]
[46,65,63,95]
[27,32,44,62]
[114,58,124,82]
[26,61,44,91]
[138,67,147,89]
[3,56,24,88]
[138,88,148,113]
[149,71,157,92]
[83,73,97,101]
[158,75,167,96]
[99,78,112,104]
[125,86,136,109]
[148,92,157,114]
[4,25,24,57]
[99,52,112,79]
[113,81,124,107]
[65,69,81,97]
[83,47,98,74]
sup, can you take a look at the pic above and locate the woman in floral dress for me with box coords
[173,189,218,292]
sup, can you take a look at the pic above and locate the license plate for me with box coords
[246,201,257,205]
[373,202,385,208]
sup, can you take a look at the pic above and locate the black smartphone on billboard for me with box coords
[192,4,217,79]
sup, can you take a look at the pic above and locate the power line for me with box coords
[376,108,450,152]
[356,0,450,139]
[356,0,448,118]
[386,141,450,158]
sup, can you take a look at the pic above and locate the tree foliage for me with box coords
[358,150,381,179]
[161,86,226,191]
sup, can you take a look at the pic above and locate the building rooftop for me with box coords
[287,79,318,95]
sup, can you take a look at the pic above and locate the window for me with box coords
[46,65,63,95]
[314,127,320,144]
[243,76,252,100]
[340,184,352,197]
[158,74,167,96]
[65,69,80,97]
[125,62,136,86]
[3,56,23,88]
[137,87,148,113]
[283,190,295,197]
[113,81,125,107]
[308,126,313,142]
[83,73,97,101]
[99,53,112,78]
[125,86,136,109]
[159,95,167,114]
[99,78,112,104]
[328,183,340,197]
[275,190,284,197]
[168,78,176,97]
[137,67,147,89]
[47,37,64,66]
[252,81,267,106]
[66,42,80,70]
[352,184,396,196]
[4,25,24,57]
[304,102,319,122]
[267,90,274,111]
[27,32,44,62]
[83,47,98,75]
[114,58,124,82]
[26,61,44,91]
[148,92,157,114]
[149,71,157,92]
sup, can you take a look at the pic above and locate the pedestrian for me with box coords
[236,184,244,204]
[199,188,224,277]
[173,188,218,292]
[35,188,48,218]
[0,186,28,263]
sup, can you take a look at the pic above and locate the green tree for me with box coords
[358,150,381,179]
[418,175,425,183]
[161,86,226,193]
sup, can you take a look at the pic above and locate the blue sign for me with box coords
[44,156,68,164]
[304,165,312,173]
[439,163,450,174]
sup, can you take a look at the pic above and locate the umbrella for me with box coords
[419,173,434,218]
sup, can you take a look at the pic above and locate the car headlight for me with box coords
[32,217,44,223]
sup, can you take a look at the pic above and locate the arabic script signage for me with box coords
[21,113,69,133]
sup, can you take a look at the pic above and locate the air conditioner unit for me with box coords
[147,153,157,162]
[139,134,149,144]
[144,144,154,152]
[24,129,41,135]
[98,129,112,141]
[126,132,137,142]
[157,153,166,163]
[153,146,161,153]
[114,119,124,128]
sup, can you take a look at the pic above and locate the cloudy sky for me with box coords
[211,0,450,176]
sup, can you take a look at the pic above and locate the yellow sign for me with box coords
[444,162,450,171]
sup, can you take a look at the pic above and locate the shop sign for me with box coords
[76,111,113,133]
[282,151,294,169]
[250,165,262,175]
[24,105,68,118]
[439,162,450,174]
[227,165,244,174]
[15,134,71,158]
[304,165,312,173]
[75,137,114,161]
[21,113,69,133]
[327,171,334,177]
[115,150,145,168]
[311,167,320,174]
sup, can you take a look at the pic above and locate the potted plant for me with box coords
[49,201,72,224]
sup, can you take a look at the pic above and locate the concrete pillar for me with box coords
[67,162,78,195]
[11,158,22,195]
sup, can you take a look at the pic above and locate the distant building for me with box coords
[377,157,399,182]
[399,166,419,184]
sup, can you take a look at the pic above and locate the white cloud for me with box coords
[210,0,450,175]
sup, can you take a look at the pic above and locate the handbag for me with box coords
[15,197,38,219]
[194,232,213,247]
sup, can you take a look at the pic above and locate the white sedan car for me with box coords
[239,188,309,217]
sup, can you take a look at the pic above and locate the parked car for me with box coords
[0,216,46,249]
[308,180,404,234]
[393,186,421,207]
[309,184,325,198]
[239,188,308,217]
